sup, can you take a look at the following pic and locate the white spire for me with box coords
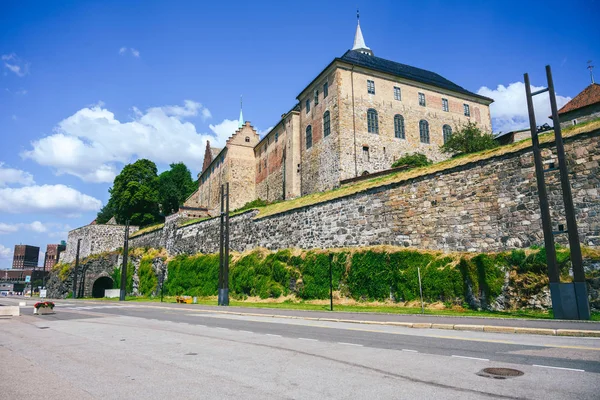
[238,95,244,129]
[352,10,373,56]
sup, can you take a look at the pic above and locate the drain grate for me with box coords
[477,368,524,380]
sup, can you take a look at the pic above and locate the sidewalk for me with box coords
[4,297,600,337]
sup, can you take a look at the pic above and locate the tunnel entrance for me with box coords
[92,276,114,298]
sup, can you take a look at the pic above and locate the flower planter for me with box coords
[33,307,55,315]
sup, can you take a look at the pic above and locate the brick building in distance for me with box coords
[12,245,40,269]
[185,16,493,212]
[44,242,66,271]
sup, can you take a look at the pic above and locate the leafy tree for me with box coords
[158,163,197,216]
[107,159,161,226]
[96,197,116,224]
[391,153,432,170]
[440,121,498,156]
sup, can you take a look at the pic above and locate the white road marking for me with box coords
[195,324,206,328]
[266,334,282,337]
[298,338,318,342]
[216,327,229,331]
[239,330,253,334]
[338,342,363,347]
[402,349,418,353]
[451,355,489,361]
[533,364,585,372]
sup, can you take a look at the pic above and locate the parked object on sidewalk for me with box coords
[176,296,193,304]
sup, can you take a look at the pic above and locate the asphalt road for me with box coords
[1,299,599,399]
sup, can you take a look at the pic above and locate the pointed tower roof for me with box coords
[238,95,244,129]
[352,10,373,56]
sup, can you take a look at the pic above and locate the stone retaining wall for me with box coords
[123,129,599,255]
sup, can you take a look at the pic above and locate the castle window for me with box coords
[275,132,279,143]
[419,92,426,106]
[367,80,375,94]
[367,109,379,134]
[314,90,319,105]
[394,114,405,139]
[443,125,452,143]
[305,99,310,113]
[323,111,331,137]
[306,125,312,149]
[464,104,470,117]
[394,86,401,101]
[245,136,250,142]
[419,120,430,143]
[442,98,449,112]
[324,82,329,98]
[264,159,267,169]
[258,161,261,173]
[363,146,370,162]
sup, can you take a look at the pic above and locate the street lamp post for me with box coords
[119,220,130,301]
[73,239,81,299]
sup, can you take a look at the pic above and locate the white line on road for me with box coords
[298,338,318,342]
[451,355,489,361]
[216,327,229,331]
[402,349,418,353]
[195,324,206,328]
[239,330,253,334]
[266,334,282,337]
[338,342,363,347]
[533,364,585,372]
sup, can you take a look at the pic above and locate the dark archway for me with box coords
[92,276,114,298]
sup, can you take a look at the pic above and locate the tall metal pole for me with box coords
[119,220,129,301]
[329,254,333,311]
[42,251,47,289]
[524,73,561,285]
[73,239,81,299]
[417,267,424,314]
[161,268,166,303]
[218,185,225,305]
[222,182,230,306]
[546,65,590,319]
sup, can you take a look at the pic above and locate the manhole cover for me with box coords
[477,368,524,380]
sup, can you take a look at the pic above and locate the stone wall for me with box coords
[128,129,600,255]
[62,224,139,264]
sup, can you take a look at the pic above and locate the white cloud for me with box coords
[201,108,212,121]
[119,47,140,58]
[209,119,240,140]
[2,53,30,77]
[23,101,233,183]
[258,127,274,138]
[0,184,102,216]
[0,163,35,187]
[0,244,12,260]
[477,82,571,133]
[0,221,58,235]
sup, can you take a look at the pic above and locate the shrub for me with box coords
[440,121,498,156]
[391,153,432,170]
[138,257,158,296]
[111,262,134,294]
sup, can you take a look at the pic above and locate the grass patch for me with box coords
[130,222,164,238]
[179,217,210,227]
[254,121,600,219]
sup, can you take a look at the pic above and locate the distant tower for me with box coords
[238,95,244,129]
[587,60,595,84]
[352,9,373,56]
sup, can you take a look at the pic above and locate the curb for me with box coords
[170,307,600,337]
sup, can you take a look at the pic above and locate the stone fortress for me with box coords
[184,18,494,213]
[61,17,600,270]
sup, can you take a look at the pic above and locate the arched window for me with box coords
[367,109,378,134]
[323,111,331,137]
[306,125,312,149]
[245,136,250,143]
[443,125,452,144]
[419,120,430,143]
[394,115,405,139]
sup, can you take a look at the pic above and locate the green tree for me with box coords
[96,197,116,224]
[440,121,498,156]
[158,163,197,216]
[106,159,161,226]
[391,153,432,170]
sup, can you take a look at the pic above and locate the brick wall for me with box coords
[62,224,139,264]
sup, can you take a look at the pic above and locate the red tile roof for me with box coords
[558,83,600,115]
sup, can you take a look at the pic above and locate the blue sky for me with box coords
[1,0,599,267]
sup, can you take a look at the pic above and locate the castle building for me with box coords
[555,83,600,130]
[186,17,493,212]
